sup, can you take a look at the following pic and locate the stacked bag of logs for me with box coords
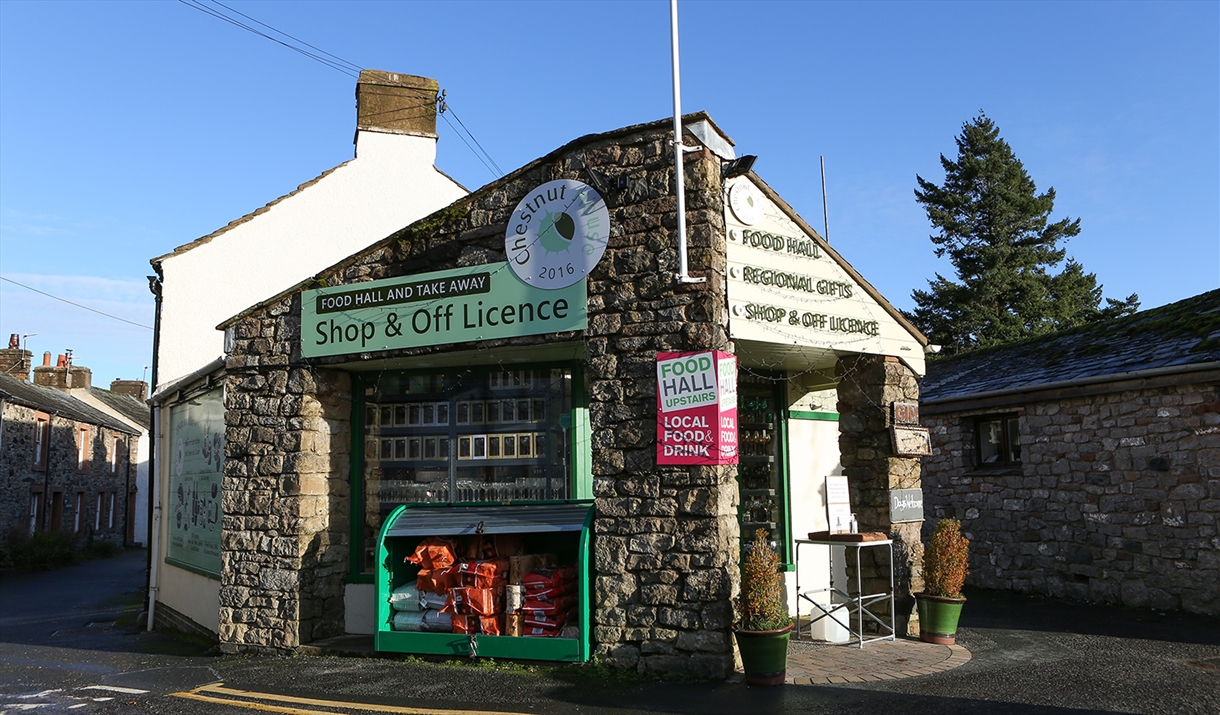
[389,535,578,639]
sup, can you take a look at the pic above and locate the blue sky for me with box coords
[1,0,1216,386]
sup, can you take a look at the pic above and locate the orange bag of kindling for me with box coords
[447,586,502,617]
[405,537,458,570]
[479,615,503,636]
[451,614,480,634]
[415,565,458,594]
[458,559,509,589]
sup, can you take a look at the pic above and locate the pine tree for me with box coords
[907,112,1138,353]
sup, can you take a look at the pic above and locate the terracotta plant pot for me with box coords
[915,592,966,645]
[733,623,793,686]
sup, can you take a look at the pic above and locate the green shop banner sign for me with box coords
[167,387,224,578]
[301,263,586,358]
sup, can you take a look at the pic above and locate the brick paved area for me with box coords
[785,637,971,685]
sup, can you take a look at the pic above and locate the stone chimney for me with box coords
[110,379,148,403]
[33,352,92,391]
[356,70,438,138]
[0,334,33,381]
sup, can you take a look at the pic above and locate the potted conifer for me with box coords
[915,517,970,644]
[734,528,793,686]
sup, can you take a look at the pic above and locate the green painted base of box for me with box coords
[375,630,585,662]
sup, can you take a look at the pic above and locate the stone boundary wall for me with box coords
[220,120,740,676]
[921,379,1220,615]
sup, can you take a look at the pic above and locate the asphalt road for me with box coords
[1,549,1217,715]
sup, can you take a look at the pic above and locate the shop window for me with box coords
[77,425,91,470]
[354,366,586,576]
[32,413,50,470]
[975,414,1021,467]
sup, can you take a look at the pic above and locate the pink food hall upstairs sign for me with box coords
[656,351,738,465]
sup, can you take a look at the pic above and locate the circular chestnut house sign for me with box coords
[505,179,609,290]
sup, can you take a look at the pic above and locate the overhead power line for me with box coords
[435,91,503,179]
[178,0,360,77]
[0,276,153,331]
[177,1,506,179]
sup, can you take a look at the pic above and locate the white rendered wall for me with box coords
[156,130,467,385]
[152,131,465,636]
[784,416,848,641]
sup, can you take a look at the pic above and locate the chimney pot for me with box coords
[0,339,33,381]
[57,354,67,368]
[356,70,439,138]
[43,352,52,367]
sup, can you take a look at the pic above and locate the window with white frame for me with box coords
[77,425,90,470]
[32,413,50,469]
[74,491,85,534]
[28,492,43,534]
[95,493,104,531]
[107,492,116,530]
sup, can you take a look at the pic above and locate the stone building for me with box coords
[920,290,1220,616]
[199,111,931,676]
[0,344,140,548]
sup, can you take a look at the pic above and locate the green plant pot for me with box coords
[733,623,792,686]
[916,593,965,645]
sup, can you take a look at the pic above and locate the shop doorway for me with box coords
[737,372,790,564]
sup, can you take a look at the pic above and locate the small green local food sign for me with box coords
[301,263,586,358]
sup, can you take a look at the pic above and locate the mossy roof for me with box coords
[921,289,1220,402]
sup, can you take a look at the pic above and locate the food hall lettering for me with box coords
[737,229,822,260]
[740,266,853,299]
[316,273,490,314]
[658,354,717,411]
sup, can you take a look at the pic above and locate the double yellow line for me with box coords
[173,684,533,715]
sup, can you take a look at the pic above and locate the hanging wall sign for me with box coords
[656,351,738,465]
[300,262,586,358]
[505,179,609,290]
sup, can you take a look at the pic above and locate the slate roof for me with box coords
[921,289,1220,403]
[86,387,150,428]
[0,374,139,435]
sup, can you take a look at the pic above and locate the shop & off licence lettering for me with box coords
[300,263,586,358]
